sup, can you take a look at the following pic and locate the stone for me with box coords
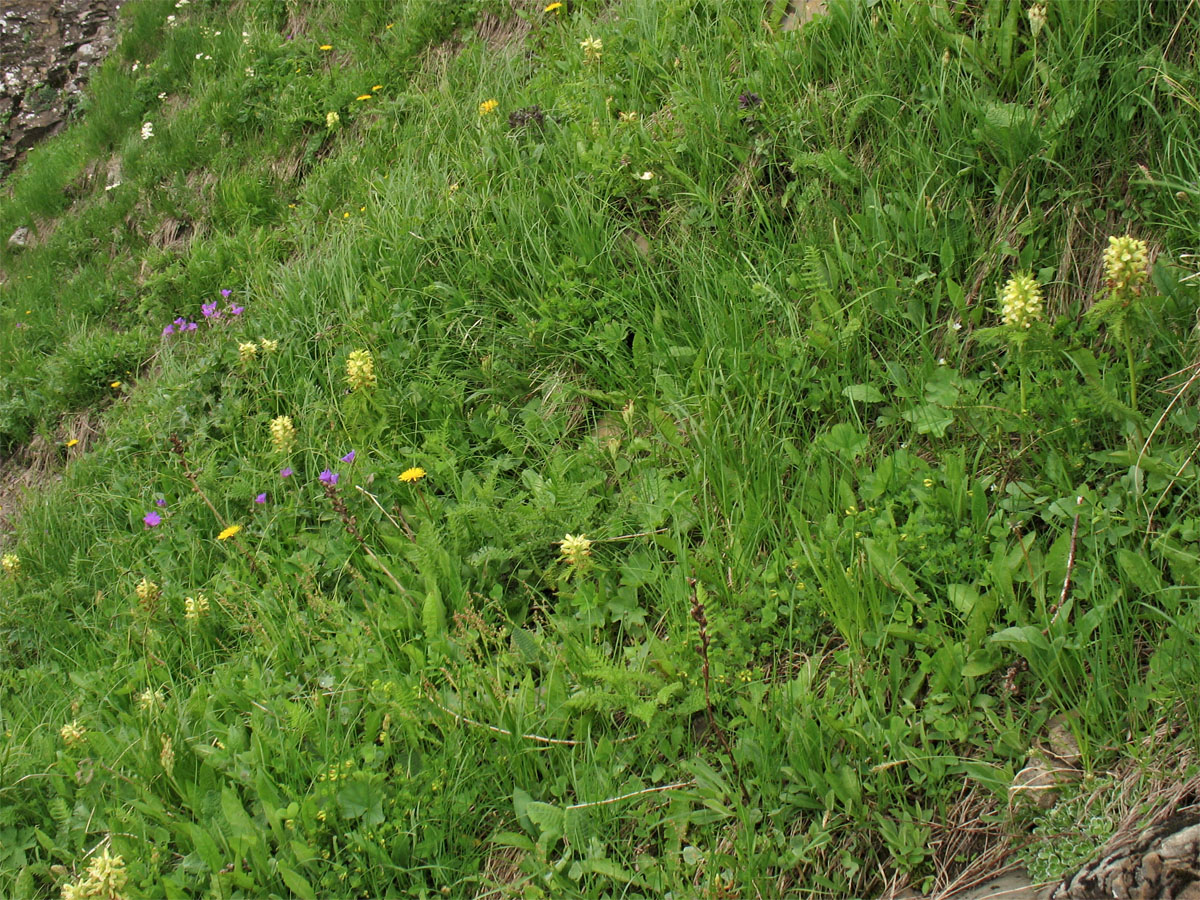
[7,226,32,250]
[1,0,124,175]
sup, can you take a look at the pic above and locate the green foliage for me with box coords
[1,0,1199,896]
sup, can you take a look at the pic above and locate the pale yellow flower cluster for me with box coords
[135,577,160,606]
[345,349,377,391]
[999,272,1043,329]
[269,415,296,453]
[184,593,210,622]
[560,533,592,566]
[238,342,259,363]
[580,36,602,64]
[60,720,87,747]
[61,848,128,900]
[1,553,19,576]
[135,688,166,712]
[1103,234,1150,296]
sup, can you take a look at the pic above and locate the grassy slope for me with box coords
[1,0,1199,896]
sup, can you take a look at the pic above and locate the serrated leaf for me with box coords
[526,802,564,839]
[564,806,593,849]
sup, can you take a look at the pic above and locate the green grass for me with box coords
[2,0,1200,897]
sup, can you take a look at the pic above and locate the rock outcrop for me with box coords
[1,0,123,175]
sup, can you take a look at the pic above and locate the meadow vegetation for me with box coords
[1,0,1199,896]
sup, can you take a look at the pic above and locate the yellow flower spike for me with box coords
[399,467,426,483]
[999,272,1043,329]
[1103,234,1150,296]
[580,36,602,63]
[60,720,86,746]
[559,533,593,566]
[217,524,242,541]
[346,349,377,390]
[269,415,296,453]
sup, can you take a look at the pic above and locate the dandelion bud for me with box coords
[999,272,1043,329]
[1103,234,1150,297]
[345,349,376,391]
[269,415,296,453]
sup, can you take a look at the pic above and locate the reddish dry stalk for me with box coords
[689,578,749,806]
[323,483,411,603]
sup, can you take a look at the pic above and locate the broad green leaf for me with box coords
[843,384,884,403]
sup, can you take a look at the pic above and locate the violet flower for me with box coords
[319,469,339,486]
[143,511,162,528]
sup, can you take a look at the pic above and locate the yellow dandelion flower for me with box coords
[111,381,122,388]
[319,44,333,51]
[545,1,564,11]
[399,467,426,483]
[478,98,499,116]
[356,94,373,100]
[65,438,80,448]
[217,524,242,541]
[372,85,383,91]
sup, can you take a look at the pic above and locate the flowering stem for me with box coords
[1125,339,1139,410]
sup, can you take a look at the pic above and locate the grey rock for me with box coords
[7,226,32,249]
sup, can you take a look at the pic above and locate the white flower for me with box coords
[157,92,166,99]
[636,171,654,181]
[141,121,154,140]
[244,67,255,77]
